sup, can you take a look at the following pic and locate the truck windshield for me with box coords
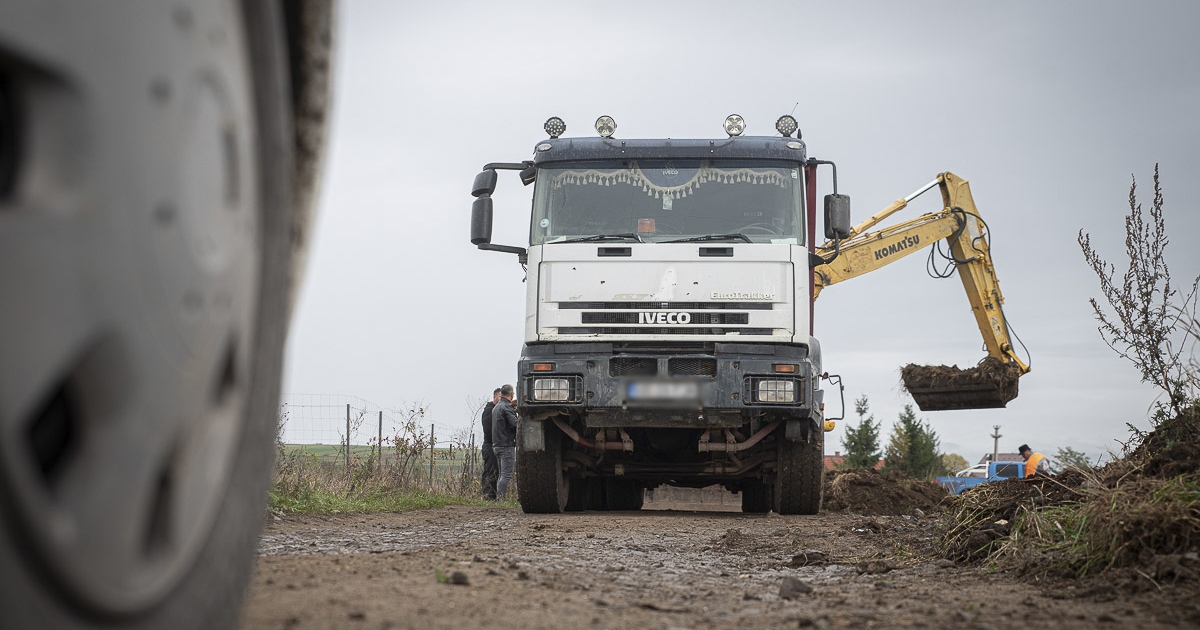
[530,159,805,245]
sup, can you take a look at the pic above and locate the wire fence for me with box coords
[279,394,474,446]
[275,395,745,502]
[277,394,484,487]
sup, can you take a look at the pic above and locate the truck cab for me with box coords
[471,115,850,514]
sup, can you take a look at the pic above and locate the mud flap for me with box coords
[785,418,816,442]
[521,418,545,452]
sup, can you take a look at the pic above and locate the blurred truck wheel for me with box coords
[0,2,326,627]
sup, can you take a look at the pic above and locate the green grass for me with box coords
[268,485,518,514]
[270,443,516,515]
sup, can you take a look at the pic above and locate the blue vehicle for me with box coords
[936,461,1025,495]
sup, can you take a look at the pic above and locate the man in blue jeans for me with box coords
[480,388,501,500]
[491,384,519,499]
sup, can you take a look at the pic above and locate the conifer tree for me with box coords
[883,404,946,479]
[840,395,881,470]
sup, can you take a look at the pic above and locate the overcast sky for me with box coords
[282,0,1200,465]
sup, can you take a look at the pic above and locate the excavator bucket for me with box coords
[900,357,1022,411]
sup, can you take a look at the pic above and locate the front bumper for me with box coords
[517,342,820,428]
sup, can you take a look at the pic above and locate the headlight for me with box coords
[723,114,745,137]
[544,116,566,138]
[757,379,795,403]
[775,114,798,138]
[594,115,617,138]
[532,378,572,401]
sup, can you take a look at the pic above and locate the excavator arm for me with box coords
[812,172,1029,410]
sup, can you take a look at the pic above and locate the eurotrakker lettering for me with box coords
[710,292,774,300]
[874,234,921,260]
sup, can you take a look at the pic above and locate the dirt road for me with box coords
[240,504,1197,630]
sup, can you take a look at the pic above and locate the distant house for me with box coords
[824,451,885,471]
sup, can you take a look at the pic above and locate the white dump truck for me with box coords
[470,114,851,514]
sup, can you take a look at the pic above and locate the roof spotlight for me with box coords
[775,115,798,138]
[544,116,566,139]
[723,114,745,137]
[594,115,617,138]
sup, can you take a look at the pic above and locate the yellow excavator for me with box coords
[812,172,1030,411]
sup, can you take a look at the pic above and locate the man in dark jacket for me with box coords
[491,384,519,499]
[480,388,501,500]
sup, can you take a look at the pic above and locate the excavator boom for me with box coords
[813,172,1029,411]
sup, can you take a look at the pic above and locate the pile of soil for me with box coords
[822,469,948,515]
[1123,402,1200,477]
[900,357,1021,410]
[940,473,1087,561]
[942,403,1200,587]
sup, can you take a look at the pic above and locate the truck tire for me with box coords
[515,422,569,513]
[565,476,603,511]
[775,424,824,515]
[0,2,324,628]
[604,479,644,511]
[741,479,774,513]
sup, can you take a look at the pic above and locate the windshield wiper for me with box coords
[559,233,644,244]
[663,233,753,244]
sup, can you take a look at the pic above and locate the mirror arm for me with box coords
[478,243,528,265]
[806,158,838,195]
[810,236,841,267]
[483,161,533,171]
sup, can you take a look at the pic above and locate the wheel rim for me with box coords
[0,2,260,614]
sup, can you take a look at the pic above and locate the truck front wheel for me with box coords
[515,422,569,513]
[565,476,603,511]
[603,479,644,511]
[741,479,775,513]
[775,425,824,515]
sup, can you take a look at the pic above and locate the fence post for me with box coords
[345,403,351,474]
[429,424,435,490]
[378,410,383,472]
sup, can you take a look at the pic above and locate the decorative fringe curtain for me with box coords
[548,162,790,199]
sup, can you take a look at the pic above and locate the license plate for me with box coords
[627,380,700,401]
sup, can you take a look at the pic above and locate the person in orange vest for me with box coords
[1018,444,1051,477]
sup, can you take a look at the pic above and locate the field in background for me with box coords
[281,444,475,472]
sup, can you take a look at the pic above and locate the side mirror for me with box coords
[823,194,851,240]
[471,169,497,198]
[471,197,493,245]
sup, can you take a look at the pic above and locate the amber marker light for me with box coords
[772,364,798,373]
[531,363,556,372]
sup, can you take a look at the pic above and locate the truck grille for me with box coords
[668,358,717,377]
[556,301,775,337]
[610,357,657,377]
[608,357,718,377]
[580,312,749,325]
[557,327,774,336]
